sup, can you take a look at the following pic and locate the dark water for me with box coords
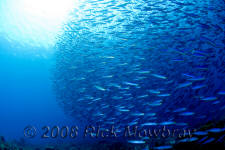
[0,0,225,149]
[0,43,75,145]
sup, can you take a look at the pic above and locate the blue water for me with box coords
[0,0,225,149]
[0,39,75,144]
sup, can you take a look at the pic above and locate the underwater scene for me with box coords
[0,0,225,149]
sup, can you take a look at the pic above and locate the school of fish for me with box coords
[52,0,225,147]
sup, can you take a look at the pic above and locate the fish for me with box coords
[182,73,195,78]
[201,97,217,101]
[127,140,145,144]
[176,123,188,126]
[192,84,206,90]
[151,74,167,79]
[154,145,173,150]
[179,112,195,116]
[173,108,186,112]
[123,82,139,87]
[157,93,170,97]
[145,113,156,116]
[216,134,225,143]
[218,91,225,95]
[193,131,208,136]
[102,75,114,78]
[112,96,123,100]
[148,89,161,94]
[137,94,149,99]
[187,77,205,81]
[109,83,121,88]
[128,121,138,126]
[131,112,145,116]
[77,77,86,81]
[198,136,209,143]
[141,122,157,126]
[137,70,151,74]
[179,137,198,143]
[212,101,220,104]
[118,108,130,112]
[177,82,192,89]
[207,128,225,133]
[95,85,107,91]
[202,138,215,144]
[160,121,176,125]
[149,102,162,106]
